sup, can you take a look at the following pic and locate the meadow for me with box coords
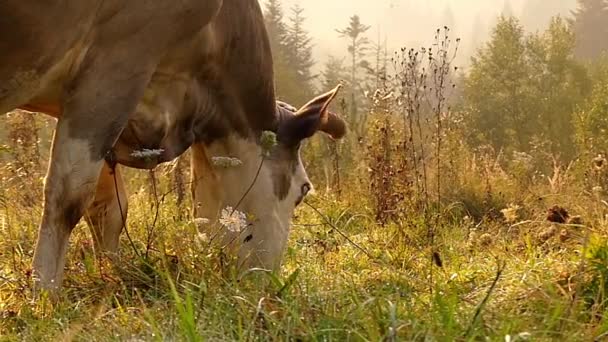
[0,140,606,341]
[1,18,608,342]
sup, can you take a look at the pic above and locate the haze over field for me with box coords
[266,0,577,68]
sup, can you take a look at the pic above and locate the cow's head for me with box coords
[191,85,345,271]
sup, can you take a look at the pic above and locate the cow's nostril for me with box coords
[301,183,311,197]
[295,183,311,207]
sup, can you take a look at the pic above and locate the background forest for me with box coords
[1,0,608,340]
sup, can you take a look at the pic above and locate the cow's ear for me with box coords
[277,85,346,146]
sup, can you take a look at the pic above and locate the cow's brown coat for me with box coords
[0,0,346,291]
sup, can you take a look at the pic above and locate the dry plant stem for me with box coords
[431,29,452,309]
[112,166,142,260]
[463,260,506,339]
[331,140,342,199]
[231,156,265,216]
[146,170,161,259]
[561,223,592,333]
[303,200,373,259]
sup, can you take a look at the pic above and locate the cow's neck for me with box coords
[109,0,279,168]
[203,0,278,134]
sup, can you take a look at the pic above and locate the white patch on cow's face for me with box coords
[195,135,311,270]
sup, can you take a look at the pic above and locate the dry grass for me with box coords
[0,158,606,341]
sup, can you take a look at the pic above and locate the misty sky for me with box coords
[270,0,577,71]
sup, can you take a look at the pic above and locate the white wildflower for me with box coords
[592,186,603,194]
[130,148,164,159]
[211,156,243,168]
[195,232,210,245]
[501,204,521,224]
[512,151,533,170]
[219,206,248,233]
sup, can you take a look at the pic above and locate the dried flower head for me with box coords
[501,204,521,224]
[478,233,493,247]
[195,232,210,246]
[512,151,533,169]
[546,205,569,224]
[219,206,248,233]
[260,131,277,156]
[559,229,569,242]
[211,156,243,168]
[593,154,606,171]
[131,148,164,159]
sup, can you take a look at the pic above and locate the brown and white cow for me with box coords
[0,0,345,291]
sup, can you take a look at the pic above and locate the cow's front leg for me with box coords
[190,143,223,224]
[32,58,152,292]
[32,120,111,291]
[85,163,128,258]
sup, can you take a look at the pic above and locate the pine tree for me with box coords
[571,0,608,60]
[263,0,300,105]
[303,56,348,193]
[521,0,575,32]
[263,0,287,55]
[465,17,536,151]
[284,4,316,105]
[369,34,389,91]
[336,15,371,135]
[322,56,347,92]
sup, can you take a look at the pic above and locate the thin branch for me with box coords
[112,166,142,259]
[146,170,161,259]
[232,156,265,215]
[463,260,506,339]
[303,200,373,259]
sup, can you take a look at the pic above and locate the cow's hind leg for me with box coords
[85,163,128,258]
[32,56,153,292]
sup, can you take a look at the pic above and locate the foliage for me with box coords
[574,68,608,156]
[521,0,574,32]
[582,235,608,314]
[570,0,608,61]
[283,4,316,105]
[337,15,371,136]
[263,0,315,107]
[463,16,590,163]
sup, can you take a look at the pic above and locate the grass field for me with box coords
[0,161,607,341]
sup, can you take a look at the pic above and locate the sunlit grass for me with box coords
[0,170,606,341]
